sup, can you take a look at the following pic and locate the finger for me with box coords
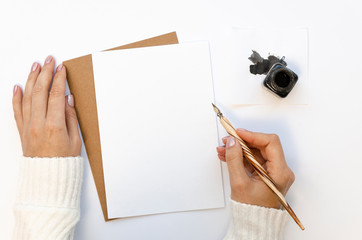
[47,64,66,124]
[225,137,250,185]
[216,147,227,162]
[216,146,225,156]
[236,128,272,148]
[242,149,266,175]
[250,147,267,166]
[220,145,255,173]
[243,159,255,174]
[23,62,41,124]
[217,154,226,162]
[237,129,284,159]
[238,129,288,179]
[12,85,23,135]
[31,56,55,119]
[65,95,81,143]
[222,135,260,174]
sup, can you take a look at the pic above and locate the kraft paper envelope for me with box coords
[63,32,179,221]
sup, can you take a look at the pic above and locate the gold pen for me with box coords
[212,103,305,230]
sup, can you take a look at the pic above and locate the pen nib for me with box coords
[211,103,223,118]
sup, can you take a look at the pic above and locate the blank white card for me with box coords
[92,42,224,218]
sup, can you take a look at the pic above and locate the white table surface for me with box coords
[1,0,362,239]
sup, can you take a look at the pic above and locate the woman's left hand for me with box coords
[12,56,81,157]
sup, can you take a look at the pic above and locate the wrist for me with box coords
[231,190,282,209]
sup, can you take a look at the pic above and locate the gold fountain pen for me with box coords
[212,103,304,230]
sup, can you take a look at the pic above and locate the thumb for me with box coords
[65,95,81,144]
[225,137,250,186]
[12,85,23,136]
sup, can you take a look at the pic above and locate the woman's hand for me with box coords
[216,129,295,209]
[12,56,81,157]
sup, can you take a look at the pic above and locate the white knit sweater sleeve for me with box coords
[223,199,289,240]
[12,156,287,240]
[13,156,84,240]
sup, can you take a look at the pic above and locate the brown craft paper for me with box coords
[63,32,179,221]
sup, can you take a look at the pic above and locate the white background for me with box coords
[0,0,361,239]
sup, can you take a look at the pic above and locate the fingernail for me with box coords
[222,137,228,141]
[67,94,74,107]
[45,55,53,64]
[56,64,63,72]
[226,137,235,148]
[237,128,247,132]
[13,85,18,95]
[31,62,38,72]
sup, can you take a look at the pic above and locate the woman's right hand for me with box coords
[216,129,295,209]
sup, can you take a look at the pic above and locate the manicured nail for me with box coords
[56,64,63,72]
[237,128,247,132]
[67,94,74,107]
[13,85,18,95]
[226,137,235,148]
[31,62,38,72]
[222,137,228,141]
[45,55,53,64]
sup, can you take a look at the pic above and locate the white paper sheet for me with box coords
[92,42,225,219]
[227,27,309,105]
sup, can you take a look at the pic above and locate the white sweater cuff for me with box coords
[224,199,289,240]
[15,156,84,209]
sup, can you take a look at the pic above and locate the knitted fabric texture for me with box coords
[12,157,288,240]
[223,199,289,240]
[13,156,83,240]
